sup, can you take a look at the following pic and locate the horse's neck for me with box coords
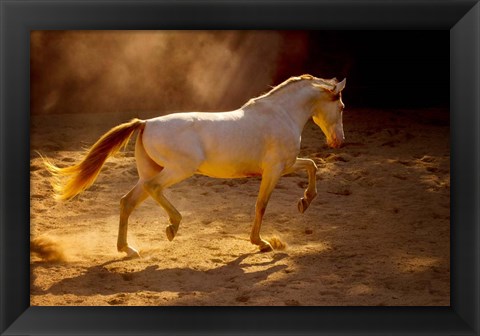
[266,84,315,131]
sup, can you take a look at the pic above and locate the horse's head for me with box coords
[311,78,346,149]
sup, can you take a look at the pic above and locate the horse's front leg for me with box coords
[250,165,283,252]
[283,158,318,213]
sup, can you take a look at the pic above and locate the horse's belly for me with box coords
[196,161,262,179]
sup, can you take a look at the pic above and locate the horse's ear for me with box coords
[334,78,346,94]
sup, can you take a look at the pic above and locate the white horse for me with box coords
[44,74,346,257]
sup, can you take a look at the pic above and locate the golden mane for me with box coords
[242,74,337,108]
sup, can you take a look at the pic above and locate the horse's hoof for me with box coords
[125,246,140,259]
[259,242,273,253]
[298,198,309,213]
[166,225,177,241]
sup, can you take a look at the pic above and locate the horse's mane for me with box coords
[242,74,337,108]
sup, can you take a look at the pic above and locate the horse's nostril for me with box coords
[327,140,341,149]
[333,139,344,149]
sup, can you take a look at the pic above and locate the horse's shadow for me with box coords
[34,253,288,298]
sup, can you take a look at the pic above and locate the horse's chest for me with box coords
[267,134,302,157]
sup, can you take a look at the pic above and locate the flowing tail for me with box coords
[43,118,146,201]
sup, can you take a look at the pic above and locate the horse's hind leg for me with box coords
[283,158,318,213]
[118,181,149,257]
[143,168,194,241]
[117,130,162,257]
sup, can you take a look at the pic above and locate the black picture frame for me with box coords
[1,0,479,335]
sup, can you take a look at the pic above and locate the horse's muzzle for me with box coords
[328,137,344,149]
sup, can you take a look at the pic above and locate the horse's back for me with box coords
[140,110,265,173]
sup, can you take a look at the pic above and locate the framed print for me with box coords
[1,1,479,335]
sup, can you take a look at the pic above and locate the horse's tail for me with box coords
[43,118,146,201]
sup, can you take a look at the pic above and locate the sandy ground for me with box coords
[30,107,450,306]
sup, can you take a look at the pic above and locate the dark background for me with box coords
[302,31,449,108]
[30,30,449,116]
